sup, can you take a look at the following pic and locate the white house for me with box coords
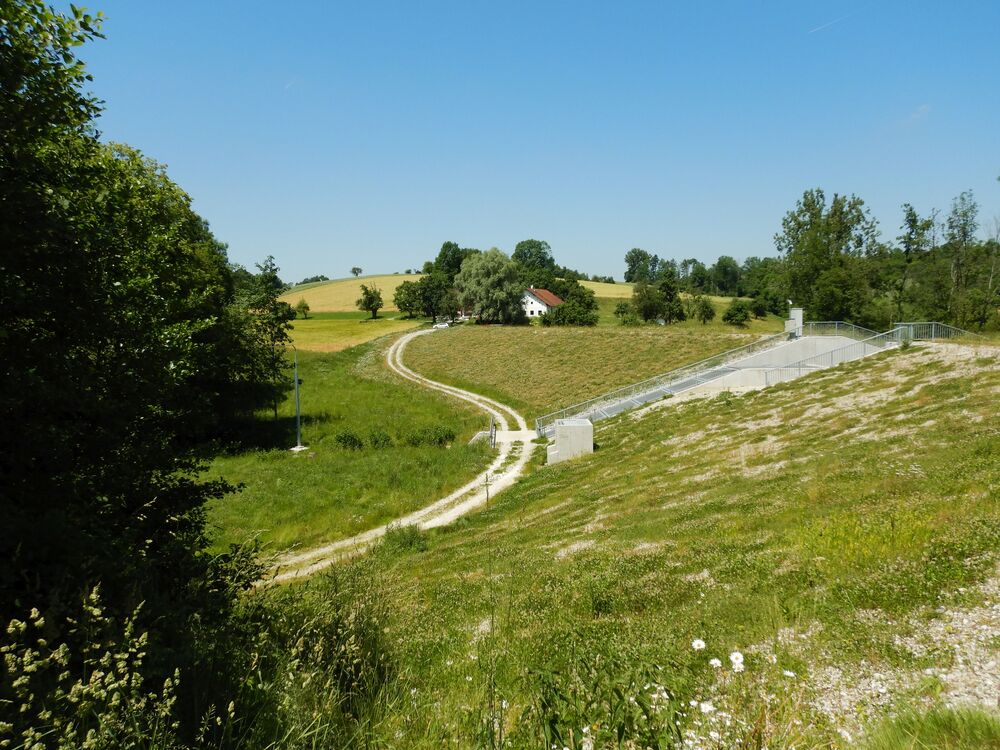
[522,287,564,318]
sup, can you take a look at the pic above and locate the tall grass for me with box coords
[860,707,1000,749]
[289,311,421,352]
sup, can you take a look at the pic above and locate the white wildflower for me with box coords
[709,658,722,668]
[700,701,715,714]
[730,651,744,672]
[692,639,706,651]
[782,670,796,678]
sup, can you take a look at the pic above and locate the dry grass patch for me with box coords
[290,314,421,352]
[280,273,423,312]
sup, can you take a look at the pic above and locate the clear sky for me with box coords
[77,1,999,283]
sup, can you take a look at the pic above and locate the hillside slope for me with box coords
[280,274,424,312]
[404,326,767,416]
[327,341,1000,748]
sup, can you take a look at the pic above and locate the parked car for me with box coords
[432,322,449,329]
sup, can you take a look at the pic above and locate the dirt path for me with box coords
[269,329,536,583]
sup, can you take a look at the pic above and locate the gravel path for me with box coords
[269,329,536,583]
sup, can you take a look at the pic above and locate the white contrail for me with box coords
[808,14,849,34]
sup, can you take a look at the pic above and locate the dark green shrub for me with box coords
[334,429,364,450]
[614,300,642,326]
[722,299,752,326]
[539,300,598,326]
[749,296,768,318]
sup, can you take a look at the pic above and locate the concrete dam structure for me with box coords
[536,316,911,462]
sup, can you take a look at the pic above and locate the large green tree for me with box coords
[356,283,384,318]
[434,241,478,282]
[775,189,878,322]
[512,238,556,272]
[0,2,293,701]
[454,248,525,324]
[623,248,655,283]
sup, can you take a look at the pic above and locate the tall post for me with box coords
[293,344,303,450]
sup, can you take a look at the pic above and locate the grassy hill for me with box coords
[280,273,424,312]
[581,279,632,298]
[403,326,769,417]
[296,341,1000,748]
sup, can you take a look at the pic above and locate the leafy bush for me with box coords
[405,425,456,447]
[695,296,716,324]
[334,429,364,450]
[722,299,752,326]
[614,300,642,326]
[515,650,682,749]
[749,296,768,318]
[539,300,599,327]
[367,428,392,449]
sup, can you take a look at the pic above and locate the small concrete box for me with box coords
[546,418,594,465]
[784,307,804,336]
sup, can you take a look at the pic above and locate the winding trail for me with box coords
[269,329,536,583]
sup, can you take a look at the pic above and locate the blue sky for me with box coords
[78,1,999,283]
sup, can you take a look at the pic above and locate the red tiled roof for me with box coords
[526,287,564,307]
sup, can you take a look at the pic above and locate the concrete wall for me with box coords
[733,335,858,368]
[547,418,594,464]
[685,336,891,396]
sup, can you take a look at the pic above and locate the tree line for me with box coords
[620,187,999,331]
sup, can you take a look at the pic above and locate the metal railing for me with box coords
[534,330,795,436]
[763,327,903,387]
[893,321,983,341]
[800,321,881,340]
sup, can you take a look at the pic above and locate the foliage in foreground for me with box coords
[0,560,398,750]
[1,0,295,738]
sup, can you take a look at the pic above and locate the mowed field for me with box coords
[280,274,425,312]
[290,312,421,352]
[404,326,766,417]
[312,342,1000,748]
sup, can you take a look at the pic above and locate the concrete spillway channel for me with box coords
[536,325,901,442]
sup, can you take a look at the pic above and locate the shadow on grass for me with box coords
[216,412,333,454]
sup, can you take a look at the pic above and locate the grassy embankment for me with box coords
[206,340,492,553]
[404,325,777,417]
[294,341,1000,748]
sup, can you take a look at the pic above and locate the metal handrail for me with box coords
[893,322,983,340]
[801,321,881,340]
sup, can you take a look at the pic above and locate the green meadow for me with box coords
[206,341,492,552]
